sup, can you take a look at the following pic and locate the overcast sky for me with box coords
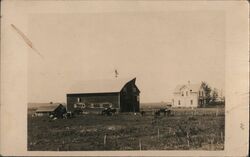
[28,11,225,103]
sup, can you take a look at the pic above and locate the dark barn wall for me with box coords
[67,93,119,112]
[120,80,140,112]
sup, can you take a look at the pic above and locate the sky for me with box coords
[28,11,225,103]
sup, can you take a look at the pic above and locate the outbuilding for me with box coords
[35,103,67,118]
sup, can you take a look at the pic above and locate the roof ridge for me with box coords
[67,77,136,94]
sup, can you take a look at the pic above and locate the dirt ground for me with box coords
[28,108,225,151]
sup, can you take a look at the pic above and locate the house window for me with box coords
[190,100,193,105]
[77,97,81,102]
[186,91,188,96]
[201,91,204,96]
[178,100,181,105]
[182,92,184,96]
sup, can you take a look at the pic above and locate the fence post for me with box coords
[221,132,223,142]
[157,128,160,141]
[104,134,107,147]
[139,139,142,151]
[210,138,214,150]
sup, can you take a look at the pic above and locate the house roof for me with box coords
[36,103,64,112]
[67,77,136,94]
[174,83,201,93]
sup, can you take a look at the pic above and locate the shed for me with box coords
[35,103,66,118]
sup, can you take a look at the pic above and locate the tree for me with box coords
[201,81,212,104]
[211,88,219,102]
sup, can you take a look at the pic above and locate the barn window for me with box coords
[80,103,86,108]
[190,100,193,105]
[85,103,91,108]
[74,103,86,108]
[90,103,94,108]
[93,104,100,108]
[178,100,181,105]
[103,103,111,108]
[77,97,81,102]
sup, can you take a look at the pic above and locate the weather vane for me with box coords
[115,69,119,78]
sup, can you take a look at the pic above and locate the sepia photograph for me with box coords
[0,0,248,156]
[27,8,225,151]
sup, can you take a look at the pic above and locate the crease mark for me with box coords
[11,24,44,59]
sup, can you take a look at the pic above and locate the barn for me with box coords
[67,78,140,113]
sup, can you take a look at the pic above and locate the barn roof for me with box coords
[174,83,201,93]
[68,77,136,94]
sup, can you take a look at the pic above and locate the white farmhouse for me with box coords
[172,83,206,108]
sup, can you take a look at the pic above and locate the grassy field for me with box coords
[28,108,224,151]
